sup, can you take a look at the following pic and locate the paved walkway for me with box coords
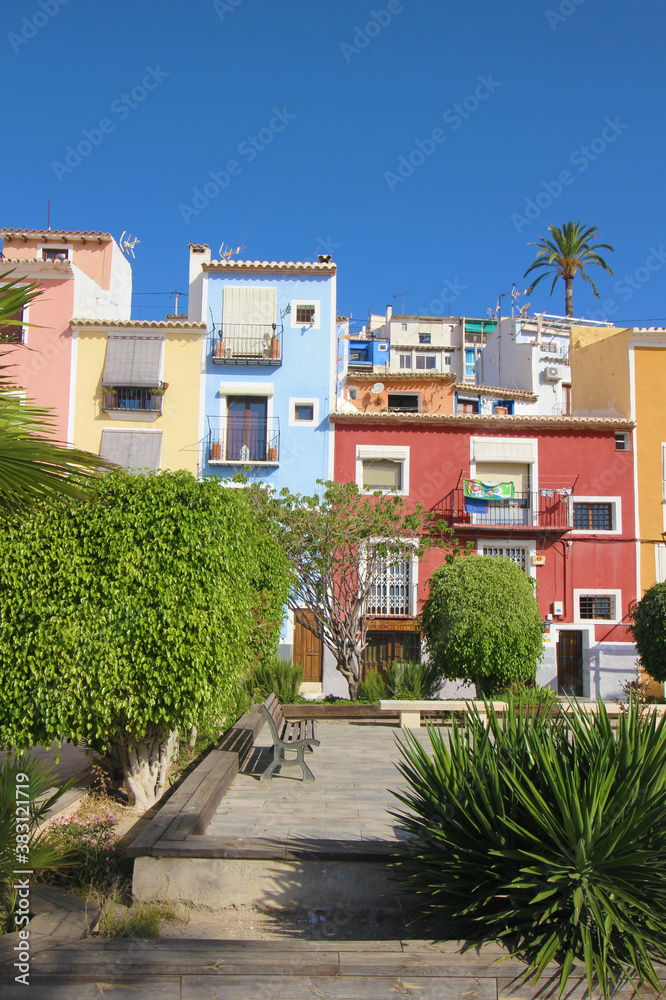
[207,721,438,844]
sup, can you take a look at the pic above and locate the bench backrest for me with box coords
[262,693,285,734]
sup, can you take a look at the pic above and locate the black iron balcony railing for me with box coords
[209,324,282,366]
[208,417,280,464]
[432,489,572,530]
[102,387,163,413]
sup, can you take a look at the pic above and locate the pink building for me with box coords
[0,228,131,442]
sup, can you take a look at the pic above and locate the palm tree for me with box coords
[0,273,110,516]
[524,221,614,318]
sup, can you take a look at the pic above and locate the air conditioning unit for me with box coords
[544,366,562,382]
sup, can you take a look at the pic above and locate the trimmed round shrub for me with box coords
[420,555,543,696]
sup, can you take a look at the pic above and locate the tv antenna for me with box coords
[119,232,140,257]
[219,243,246,259]
[393,288,415,313]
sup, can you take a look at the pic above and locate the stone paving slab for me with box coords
[207,721,438,844]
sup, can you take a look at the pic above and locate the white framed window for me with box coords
[615,431,629,451]
[571,497,622,535]
[479,539,536,578]
[348,387,357,400]
[574,589,621,624]
[415,354,436,370]
[418,333,431,345]
[366,539,419,617]
[356,445,409,495]
[399,353,412,369]
[211,382,278,465]
[291,300,320,329]
[289,397,319,427]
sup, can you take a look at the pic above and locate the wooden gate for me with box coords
[293,610,323,683]
[557,630,584,696]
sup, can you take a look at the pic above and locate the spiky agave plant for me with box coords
[391,700,666,998]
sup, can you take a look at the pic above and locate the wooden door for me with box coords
[557,630,583,696]
[293,610,322,683]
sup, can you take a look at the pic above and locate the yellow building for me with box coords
[69,319,206,474]
[571,325,666,694]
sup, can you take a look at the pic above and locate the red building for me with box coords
[332,411,637,699]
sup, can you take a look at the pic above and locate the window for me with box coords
[571,497,620,534]
[348,387,357,400]
[362,458,402,491]
[574,589,621,623]
[492,400,514,415]
[367,552,413,616]
[663,443,666,501]
[615,431,629,451]
[444,356,451,366]
[418,333,431,345]
[387,393,419,413]
[227,396,268,461]
[573,503,612,531]
[349,346,369,364]
[579,595,614,619]
[296,304,316,325]
[465,348,476,378]
[483,546,528,571]
[399,353,412,369]
[103,387,162,412]
[42,248,69,261]
[562,384,572,415]
[363,631,421,674]
[357,445,409,495]
[415,354,435,370]
[289,397,318,426]
[401,323,407,331]
[0,307,24,343]
[457,397,479,414]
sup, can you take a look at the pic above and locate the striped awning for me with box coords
[99,430,162,472]
[102,337,164,386]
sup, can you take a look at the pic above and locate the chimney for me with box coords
[188,244,210,322]
[386,304,392,323]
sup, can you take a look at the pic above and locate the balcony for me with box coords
[432,488,572,530]
[208,417,280,465]
[102,387,163,414]
[209,324,282,366]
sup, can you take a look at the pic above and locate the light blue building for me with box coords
[187,244,337,493]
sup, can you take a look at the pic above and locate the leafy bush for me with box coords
[386,660,442,700]
[420,555,543,696]
[392,700,666,998]
[358,669,387,702]
[495,679,558,710]
[0,470,290,811]
[249,658,304,704]
[629,581,666,683]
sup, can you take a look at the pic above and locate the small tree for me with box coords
[247,479,438,699]
[420,555,543,696]
[0,470,290,811]
[629,582,666,684]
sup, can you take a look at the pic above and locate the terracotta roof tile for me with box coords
[330,410,635,430]
[1,229,112,240]
[203,259,336,273]
[71,318,206,330]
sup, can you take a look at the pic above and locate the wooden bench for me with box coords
[259,694,321,782]
[378,699,509,729]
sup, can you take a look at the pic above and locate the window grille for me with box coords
[482,547,527,571]
[573,503,612,531]
[579,595,614,619]
[368,553,411,616]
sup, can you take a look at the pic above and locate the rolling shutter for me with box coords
[474,461,530,494]
[102,337,164,386]
[100,431,162,472]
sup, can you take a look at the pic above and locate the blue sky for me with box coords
[2,0,665,326]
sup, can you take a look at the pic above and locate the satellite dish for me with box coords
[371,382,385,393]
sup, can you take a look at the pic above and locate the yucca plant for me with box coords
[391,700,666,998]
[249,658,304,704]
[386,659,442,700]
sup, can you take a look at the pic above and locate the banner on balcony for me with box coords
[463,479,515,500]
